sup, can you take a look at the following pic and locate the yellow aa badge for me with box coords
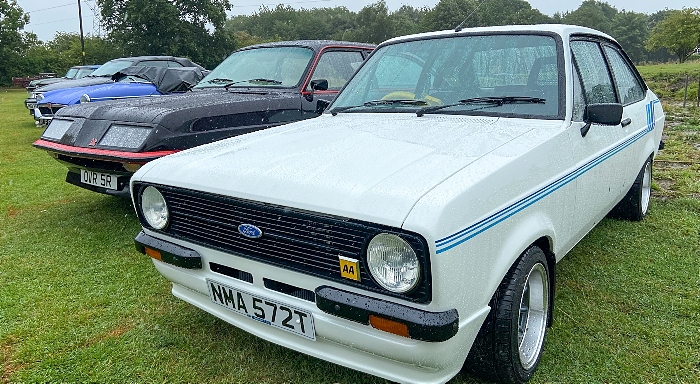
[338,256,360,281]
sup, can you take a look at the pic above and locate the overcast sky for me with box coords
[15,0,698,42]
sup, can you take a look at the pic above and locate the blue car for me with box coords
[34,66,206,126]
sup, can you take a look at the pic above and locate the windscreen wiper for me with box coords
[203,77,235,84]
[224,78,282,89]
[416,96,546,117]
[330,99,429,115]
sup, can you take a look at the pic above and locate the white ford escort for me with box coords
[130,25,664,384]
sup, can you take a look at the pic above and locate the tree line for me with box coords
[1,0,698,86]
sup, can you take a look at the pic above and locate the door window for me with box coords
[570,41,616,104]
[309,51,365,91]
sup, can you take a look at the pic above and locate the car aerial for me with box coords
[127,24,664,384]
[32,65,207,126]
[25,65,101,93]
[32,40,374,197]
[25,56,204,114]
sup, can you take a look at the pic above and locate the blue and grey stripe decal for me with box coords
[435,99,661,254]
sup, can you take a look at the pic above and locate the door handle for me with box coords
[621,118,632,127]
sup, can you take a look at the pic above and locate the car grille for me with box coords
[38,105,63,116]
[134,183,431,303]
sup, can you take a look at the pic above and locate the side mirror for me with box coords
[310,79,329,91]
[305,79,329,102]
[581,103,623,137]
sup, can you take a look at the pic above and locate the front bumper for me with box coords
[134,231,488,384]
[33,139,178,196]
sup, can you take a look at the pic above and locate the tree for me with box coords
[96,0,235,68]
[0,0,31,84]
[611,11,649,63]
[560,1,617,35]
[420,0,551,32]
[23,33,123,76]
[347,1,393,44]
[646,8,700,63]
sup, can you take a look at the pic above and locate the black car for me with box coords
[33,40,374,197]
[25,56,205,113]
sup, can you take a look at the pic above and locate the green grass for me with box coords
[1,87,699,383]
[637,61,700,103]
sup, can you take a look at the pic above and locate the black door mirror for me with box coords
[305,79,329,102]
[310,79,329,91]
[581,103,623,137]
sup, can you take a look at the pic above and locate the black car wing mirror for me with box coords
[581,103,623,137]
[305,79,329,101]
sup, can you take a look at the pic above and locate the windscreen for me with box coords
[331,34,561,118]
[64,68,79,79]
[195,46,314,89]
[91,60,135,77]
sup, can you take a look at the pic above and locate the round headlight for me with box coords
[141,186,169,229]
[35,93,44,102]
[366,233,420,293]
[79,94,91,103]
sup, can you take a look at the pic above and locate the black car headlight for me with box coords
[41,118,73,141]
[99,124,152,149]
[366,233,420,293]
[141,186,169,230]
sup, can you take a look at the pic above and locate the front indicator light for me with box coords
[144,247,162,261]
[367,233,420,293]
[369,315,410,338]
[141,186,169,230]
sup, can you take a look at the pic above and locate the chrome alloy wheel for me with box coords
[518,263,549,370]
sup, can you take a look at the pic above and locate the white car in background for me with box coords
[130,24,664,384]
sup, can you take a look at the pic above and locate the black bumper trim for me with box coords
[134,231,202,269]
[315,286,458,342]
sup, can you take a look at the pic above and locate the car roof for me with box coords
[238,40,375,53]
[109,56,205,70]
[381,24,616,46]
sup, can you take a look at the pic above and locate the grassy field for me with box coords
[637,60,700,104]
[1,87,698,384]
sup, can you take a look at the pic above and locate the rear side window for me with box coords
[603,46,645,105]
[570,40,616,104]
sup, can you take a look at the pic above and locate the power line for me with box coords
[27,15,93,27]
[25,2,74,13]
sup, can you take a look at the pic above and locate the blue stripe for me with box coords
[435,99,661,253]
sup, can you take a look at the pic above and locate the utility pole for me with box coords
[78,0,86,65]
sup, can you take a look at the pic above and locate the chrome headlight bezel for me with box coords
[79,94,91,103]
[366,233,421,293]
[140,186,169,230]
[35,93,44,102]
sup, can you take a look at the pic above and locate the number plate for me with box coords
[27,102,36,109]
[206,279,316,340]
[80,169,118,190]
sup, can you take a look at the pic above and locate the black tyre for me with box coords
[464,246,551,384]
[609,156,652,221]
